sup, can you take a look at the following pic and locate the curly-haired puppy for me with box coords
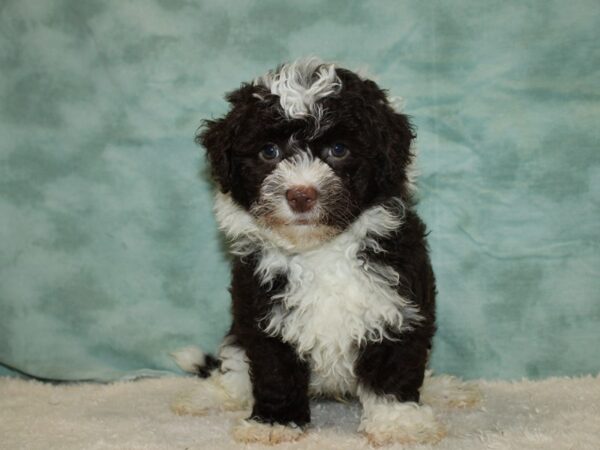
[172,58,450,446]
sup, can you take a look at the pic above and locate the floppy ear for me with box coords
[349,77,416,199]
[379,109,416,199]
[197,115,235,193]
[197,84,257,193]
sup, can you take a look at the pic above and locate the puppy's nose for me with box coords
[286,186,318,213]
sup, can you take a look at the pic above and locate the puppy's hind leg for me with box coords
[170,342,252,416]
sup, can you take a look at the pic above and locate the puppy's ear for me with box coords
[196,85,255,193]
[197,116,234,193]
[379,109,416,199]
[348,76,416,199]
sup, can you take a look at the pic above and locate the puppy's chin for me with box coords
[259,219,341,251]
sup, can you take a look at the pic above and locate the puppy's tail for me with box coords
[170,346,219,378]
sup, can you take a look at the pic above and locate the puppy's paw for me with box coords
[232,419,305,445]
[421,372,482,409]
[359,402,446,446]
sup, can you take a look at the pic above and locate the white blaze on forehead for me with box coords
[266,151,335,190]
[253,57,342,120]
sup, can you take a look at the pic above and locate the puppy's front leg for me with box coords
[232,335,310,444]
[355,334,446,446]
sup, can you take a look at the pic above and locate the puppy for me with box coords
[173,58,446,446]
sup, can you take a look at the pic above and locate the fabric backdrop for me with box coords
[1,0,598,382]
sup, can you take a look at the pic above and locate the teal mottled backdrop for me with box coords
[1,0,599,381]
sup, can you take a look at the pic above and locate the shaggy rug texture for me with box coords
[0,374,598,450]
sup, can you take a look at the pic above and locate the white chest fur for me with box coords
[259,227,418,396]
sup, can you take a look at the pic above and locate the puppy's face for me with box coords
[200,59,415,250]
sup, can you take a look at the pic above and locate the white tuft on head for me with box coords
[254,57,342,121]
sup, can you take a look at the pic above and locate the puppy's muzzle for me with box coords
[286,186,318,213]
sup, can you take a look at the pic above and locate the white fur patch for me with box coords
[217,338,253,408]
[358,387,446,446]
[260,205,421,396]
[254,57,342,121]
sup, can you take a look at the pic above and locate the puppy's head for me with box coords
[199,58,415,251]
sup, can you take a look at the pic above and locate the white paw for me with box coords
[232,419,305,444]
[359,401,446,446]
[421,372,482,409]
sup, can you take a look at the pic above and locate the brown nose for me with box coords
[286,186,318,213]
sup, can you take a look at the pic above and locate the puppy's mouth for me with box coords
[258,212,323,228]
[263,216,341,251]
[291,218,313,225]
[287,211,321,226]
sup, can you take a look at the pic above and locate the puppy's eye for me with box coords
[259,143,281,161]
[327,143,349,159]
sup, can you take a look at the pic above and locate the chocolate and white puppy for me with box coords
[173,58,444,445]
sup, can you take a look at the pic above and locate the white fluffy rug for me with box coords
[1,374,599,450]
